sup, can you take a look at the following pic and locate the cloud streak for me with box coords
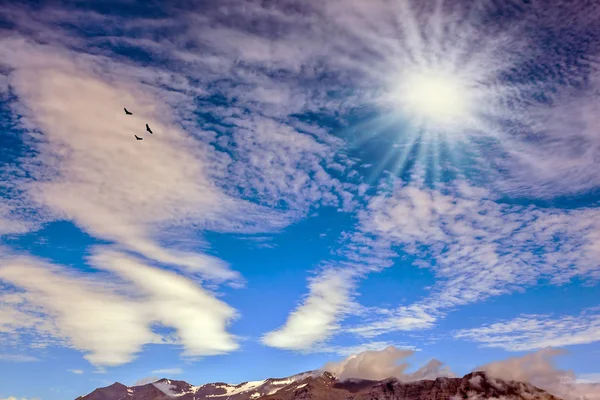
[455,309,600,351]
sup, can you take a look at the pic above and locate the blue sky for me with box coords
[1,0,600,399]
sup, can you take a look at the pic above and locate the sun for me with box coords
[390,68,475,129]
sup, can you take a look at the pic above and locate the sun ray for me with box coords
[356,0,537,183]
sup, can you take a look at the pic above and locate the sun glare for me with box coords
[392,69,474,129]
[354,0,529,182]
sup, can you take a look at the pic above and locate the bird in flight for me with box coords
[134,135,143,140]
[146,124,153,134]
[124,108,133,115]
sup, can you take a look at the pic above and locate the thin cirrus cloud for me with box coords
[347,180,600,338]
[454,309,600,351]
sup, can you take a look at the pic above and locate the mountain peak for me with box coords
[76,370,562,400]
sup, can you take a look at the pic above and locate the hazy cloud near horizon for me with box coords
[322,345,454,381]
[322,345,600,400]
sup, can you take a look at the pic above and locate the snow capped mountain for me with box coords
[76,370,321,400]
[75,370,562,400]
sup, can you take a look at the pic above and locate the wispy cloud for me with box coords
[455,309,600,351]
[347,180,600,337]
[0,0,372,364]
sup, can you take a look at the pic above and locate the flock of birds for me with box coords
[124,107,153,140]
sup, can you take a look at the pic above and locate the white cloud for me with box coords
[2,3,358,218]
[347,180,600,337]
[67,369,83,375]
[0,38,248,283]
[0,253,157,366]
[151,368,183,375]
[261,268,356,350]
[503,86,600,196]
[0,34,344,366]
[91,248,239,357]
[455,309,600,351]
[0,248,239,366]
[322,345,453,382]
[239,0,594,351]
[477,348,569,386]
[0,203,31,237]
[492,5,600,197]
[222,115,351,214]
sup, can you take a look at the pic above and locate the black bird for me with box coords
[146,123,153,134]
[134,135,143,140]
[124,108,133,115]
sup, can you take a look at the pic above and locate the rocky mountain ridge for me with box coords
[76,370,562,400]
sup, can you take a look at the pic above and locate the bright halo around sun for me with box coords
[389,66,478,131]
[368,0,531,144]
[403,70,471,123]
[355,0,535,183]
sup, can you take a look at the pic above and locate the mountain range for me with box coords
[75,370,562,400]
